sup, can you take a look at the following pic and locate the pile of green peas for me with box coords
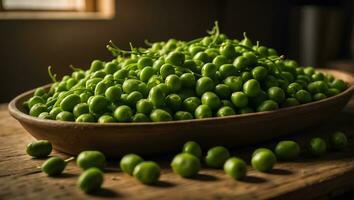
[26,130,348,194]
[25,22,348,123]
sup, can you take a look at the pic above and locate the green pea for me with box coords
[282,98,300,107]
[224,157,247,180]
[202,63,217,78]
[216,106,235,117]
[120,154,144,175]
[332,79,346,91]
[28,96,45,109]
[194,52,210,63]
[98,115,115,123]
[56,111,75,121]
[91,70,106,79]
[148,86,165,108]
[180,73,196,88]
[295,90,312,103]
[41,156,66,176]
[133,161,160,185]
[267,87,285,103]
[313,93,327,101]
[104,62,119,74]
[213,55,228,68]
[29,103,47,117]
[160,64,175,79]
[196,77,214,96]
[166,51,185,66]
[329,131,348,150]
[152,59,165,72]
[76,113,95,123]
[243,79,261,97]
[140,67,155,82]
[165,74,182,92]
[113,69,129,80]
[327,88,340,97]
[194,105,212,119]
[252,148,273,157]
[183,141,202,159]
[307,81,328,94]
[215,84,232,99]
[233,56,249,71]
[114,105,133,122]
[224,76,243,92]
[182,97,201,113]
[171,153,200,178]
[221,99,234,108]
[252,66,268,81]
[287,82,302,96]
[201,92,221,111]
[127,91,143,107]
[38,112,52,120]
[77,150,106,170]
[239,107,254,114]
[219,64,237,79]
[131,113,149,122]
[26,140,52,158]
[77,168,104,193]
[257,100,278,112]
[241,71,252,82]
[73,103,89,118]
[34,87,47,97]
[88,96,108,114]
[205,146,230,168]
[251,149,277,172]
[165,94,182,111]
[275,141,300,160]
[231,91,248,108]
[105,86,122,102]
[90,60,104,72]
[220,43,236,58]
[136,99,153,115]
[150,109,172,122]
[137,57,153,69]
[174,111,193,120]
[308,137,327,157]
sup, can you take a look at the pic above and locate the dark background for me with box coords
[0,0,353,102]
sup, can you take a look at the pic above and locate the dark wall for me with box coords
[0,0,351,102]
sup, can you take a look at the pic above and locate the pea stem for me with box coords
[47,66,58,83]
[69,65,82,72]
[144,39,153,46]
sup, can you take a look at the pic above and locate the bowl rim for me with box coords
[8,69,354,127]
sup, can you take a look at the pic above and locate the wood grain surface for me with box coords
[0,100,354,200]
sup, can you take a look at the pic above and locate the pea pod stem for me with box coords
[47,66,58,83]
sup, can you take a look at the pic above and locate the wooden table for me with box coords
[0,99,353,200]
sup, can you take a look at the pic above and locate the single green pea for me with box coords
[193,52,211,63]
[224,76,243,92]
[150,109,172,122]
[105,86,122,102]
[171,153,200,178]
[205,146,230,168]
[73,103,89,118]
[257,100,278,112]
[233,56,249,71]
[148,86,166,108]
[98,115,115,123]
[332,79,347,91]
[136,99,153,115]
[295,90,312,103]
[137,56,154,69]
[251,149,277,172]
[76,113,95,123]
[77,150,106,170]
[165,94,182,111]
[160,64,175,79]
[182,97,201,113]
[174,111,193,120]
[267,87,285,103]
[180,73,196,88]
[231,91,248,108]
[104,62,119,74]
[194,105,212,119]
[196,77,214,96]
[243,79,261,97]
[287,82,302,95]
[122,79,141,94]
[88,95,108,114]
[126,91,143,107]
[307,81,328,94]
[41,156,67,176]
[114,105,133,122]
[165,74,182,92]
[220,43,237,59]
[282,98,300,107]
[90,60,104,72]
[26,140,52,158]
[252,66,268,81]
[152,59,165,72]
[77,167,104,193]
[132,113,150,122]
[219,64,237,79]
[308,137,327,157]
[243,52,257,65]
[113,69,129,80]
[133,161,161,185]
[239,107,254,114]
[56,111,75,121]
[34,87,47,97]
[155,83,169,96]
[38,112,52,120]
[166,51,185,66]
[329,131,348,150]
[215,84,232,99]
[201,92,221,111]
[91,70,106,79]
[120,154,144,175]
[313,93,327,101]
[139,67,155,82]
[241,71,253,82]
[201,63,218,78]
[216,106,235,117]
[221,99,234,108]
[327,88,340,97]
[275,141,300,160]
[213,55,228,68]
[224,157,247,180]
[29,103,47,117]
[80,92,92,103]
[28,96,45,109]
[183,141,202,159]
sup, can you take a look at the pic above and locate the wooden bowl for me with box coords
[8,69,354,158]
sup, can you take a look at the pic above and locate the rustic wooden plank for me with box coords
[0,101,353,200]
